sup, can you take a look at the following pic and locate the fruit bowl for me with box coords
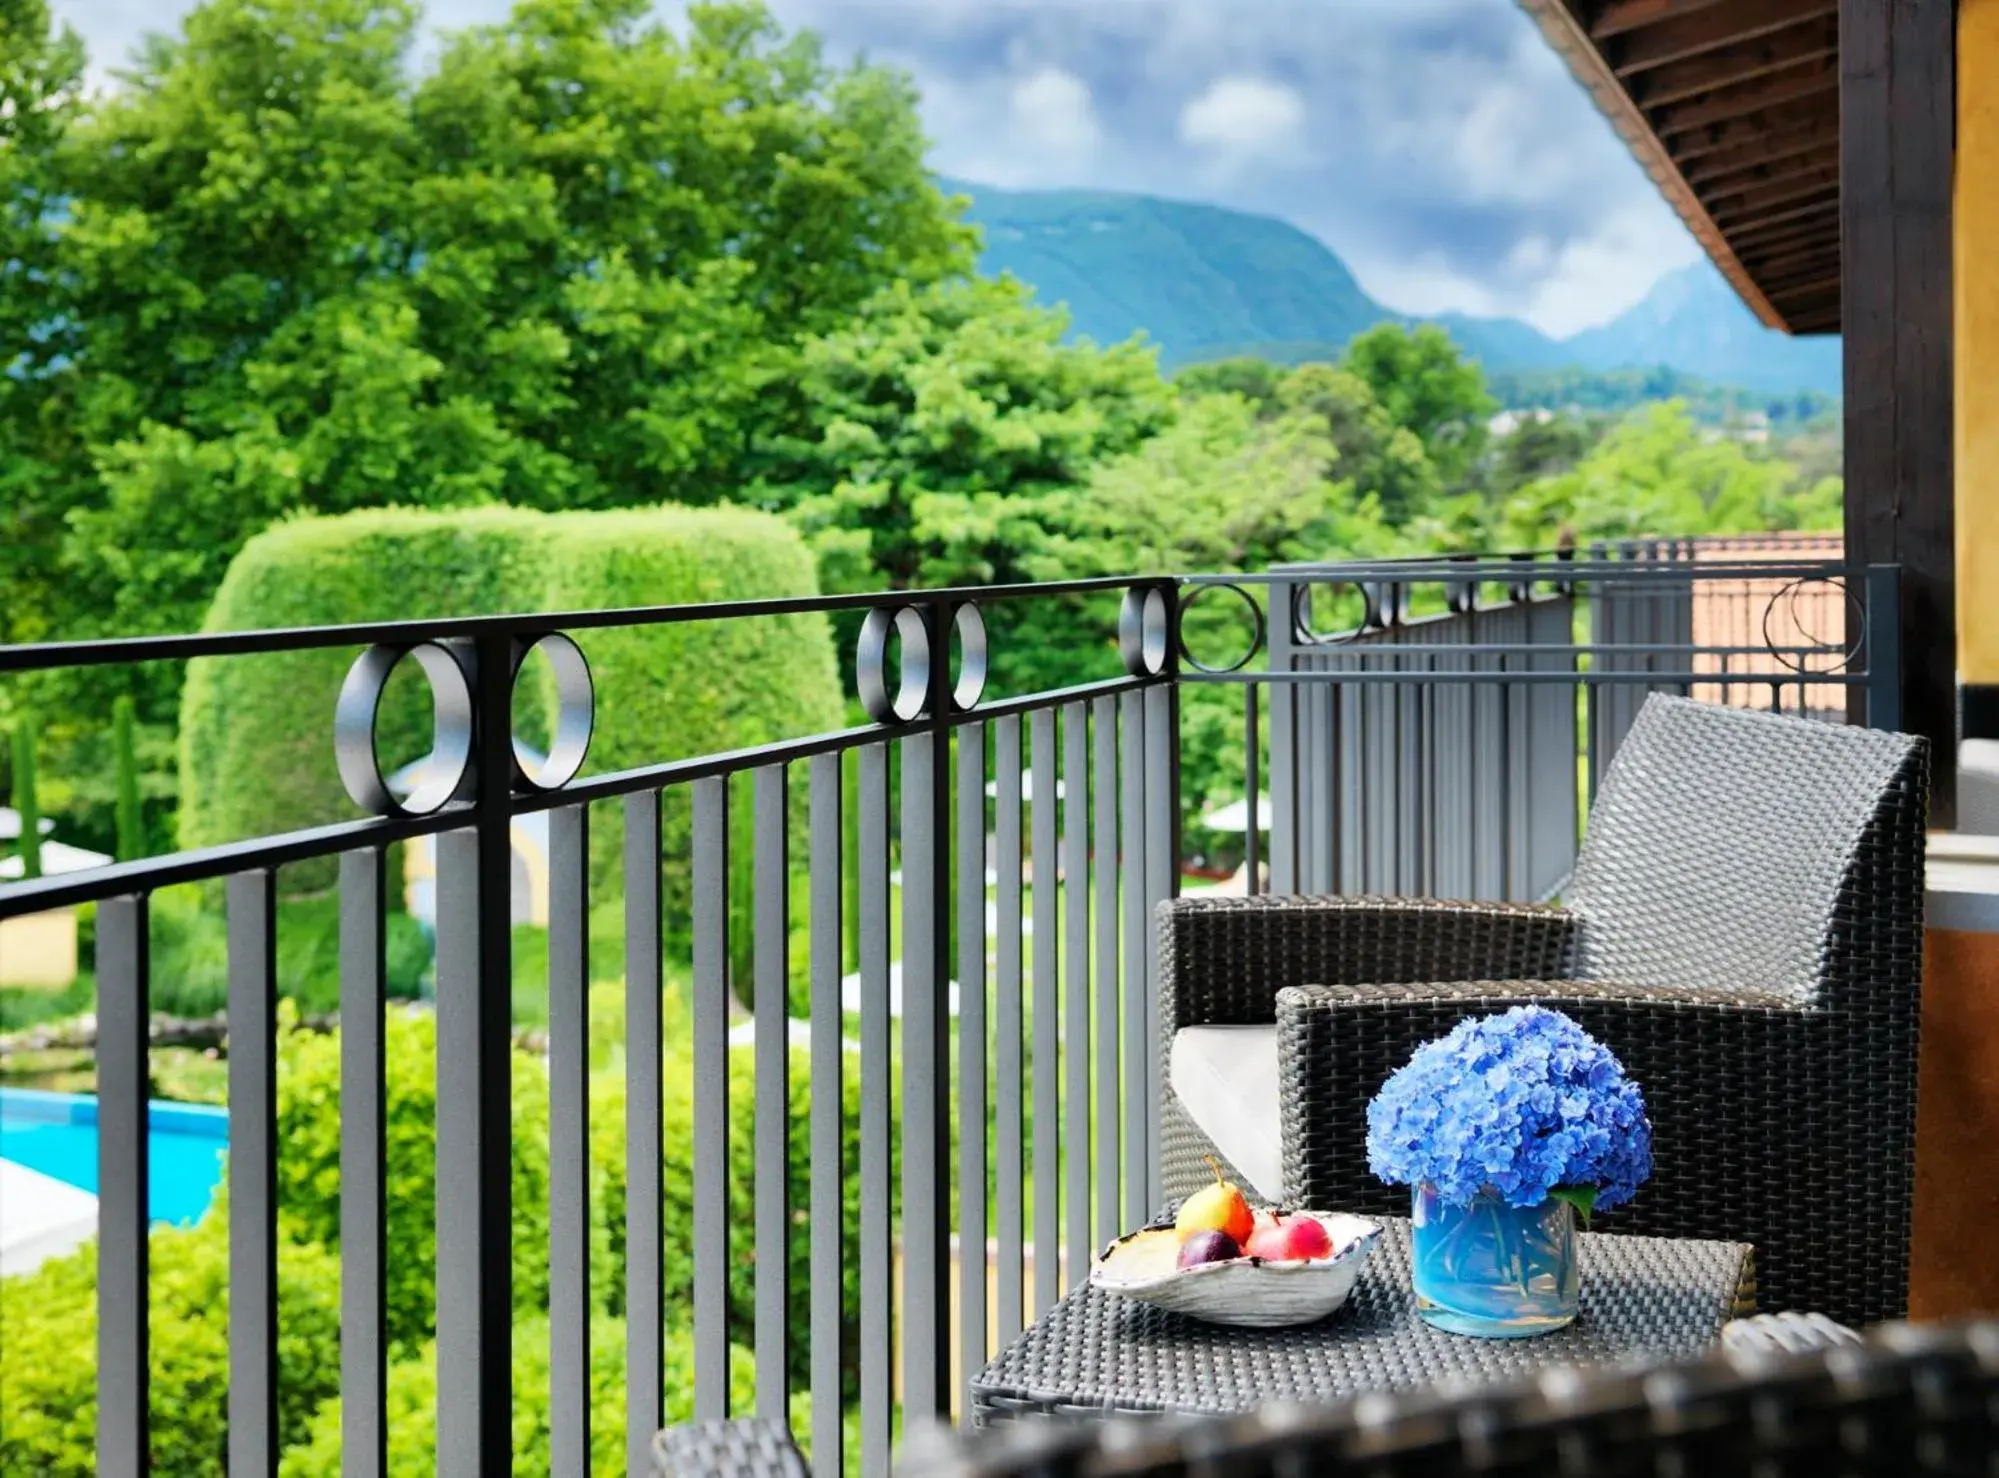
[1089,1211,1383,1328]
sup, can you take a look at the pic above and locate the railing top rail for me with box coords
[0,573,1174,676]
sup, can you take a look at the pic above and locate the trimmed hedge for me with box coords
[179,506,842,893]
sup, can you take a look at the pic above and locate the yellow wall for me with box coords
[1961,0,1999,683]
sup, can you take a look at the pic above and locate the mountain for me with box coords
[953,179,1841,398]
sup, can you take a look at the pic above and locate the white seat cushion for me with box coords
[1169,1025,1283,1203]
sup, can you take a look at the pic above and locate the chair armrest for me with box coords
[1157,896,1579,1036]
[1273,978,1817,1232]
[652,1418,809,1478]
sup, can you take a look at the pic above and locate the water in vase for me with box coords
[1410,1183,1578,1337]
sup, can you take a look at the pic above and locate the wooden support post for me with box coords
[1841,0,1956,823]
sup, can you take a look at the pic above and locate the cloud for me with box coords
[49,0,1706,336]
[1179,76,1307,166]
[1010,67,1102,162]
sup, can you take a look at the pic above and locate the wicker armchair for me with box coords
[893,1320,1999,1478]
[1159,695,1928,1328]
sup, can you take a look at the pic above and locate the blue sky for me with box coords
[50,0,1705,337]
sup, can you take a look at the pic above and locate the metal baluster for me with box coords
[1143,682,1177,1215]
[1118,691,1147,1225]
[955,723,988,1418]
[1030,709,1060,1315]
[96,893,148,1478]
[808,754,845,1473]
[1092,695,1120,1250]
[753,765,790,1418]
[691,776,730,1420]
[340,850,388,1478]
[549,806,590,1477]
[992,716,1026,1344]
[1244,684,1261,897]
[858,744,893,1474]
[1062,702,1091,1292]
[228,869,279,1477]
[901,654,952,1419]
[625,791,664,1477]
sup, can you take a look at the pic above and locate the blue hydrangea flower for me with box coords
[1365,1006,1653,1211]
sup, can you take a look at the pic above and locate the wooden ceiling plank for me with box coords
[1633,21,1839,109]
[1707,167,1841,220]
[1590,0,1731,40]
[1738,242,1841,280]
[1695,149,1841,203]
[1725,209,1840,252]
[1613,0,1835,76]
[1670,97,1837,159]
[1763,269,1843,298]
[1652,60,1838,135]
[1715,188,1842,234]
[1684,131,1838,186]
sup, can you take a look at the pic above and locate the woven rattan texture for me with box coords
[968,1218,1752,1424]
[650,1417,809,1478]
[913,1321,1999,1478]
[1157,698,1929,1329]
[1157,895,1576,1208]
[1567,696,1921,1001]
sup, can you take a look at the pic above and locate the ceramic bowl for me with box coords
[1088,1212,1384,1328]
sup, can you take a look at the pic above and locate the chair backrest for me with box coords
[1566,695,1923,1001]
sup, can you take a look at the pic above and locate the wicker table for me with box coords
[970,1218,1756,1423]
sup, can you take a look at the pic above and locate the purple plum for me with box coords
[1177,1229,1242,1269]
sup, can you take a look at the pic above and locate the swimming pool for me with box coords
[0,1087,228,1226]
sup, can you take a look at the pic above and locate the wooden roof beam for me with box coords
[1706,166,1841,222]
[1612,0,1835,76]
[1694,146,1840,201]
[1632,20,1839,110]
[1683,128,1838,186]
[1726,207,1839,251]
[1589,0,1729,41]
[1738,242,1841,281]
[1715,188,1841,234]
[1652,59,1838,136]
[1763,269,1843,300]
[1671,98,1836,160]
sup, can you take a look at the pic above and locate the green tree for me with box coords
[1342,323,1496,490]
[5,0,970,652]
[1276,363,1441,525]
[762,274,1174,595]
[1496,401,1831,547]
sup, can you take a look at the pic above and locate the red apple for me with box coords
[1245,1212,1335,1262]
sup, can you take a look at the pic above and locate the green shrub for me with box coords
[278,1317,768,1478]
[0,1204,342,1477]
[179,506,842,895]
[272,1003,565,1352]
[143,885,431,1018]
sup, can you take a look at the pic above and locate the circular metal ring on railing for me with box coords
[951,602,988,712]
[1176,583,1267,675]
[1761,576,1864,677]
[857,605,932,724]
[335,641,475,817]
[1119,586,1170,677]
[1292,580,1380,647]
[512,632,594,791]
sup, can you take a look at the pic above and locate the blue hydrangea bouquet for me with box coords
[1365,1006,1653,1338]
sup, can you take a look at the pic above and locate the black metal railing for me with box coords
[0,542,1895,1477]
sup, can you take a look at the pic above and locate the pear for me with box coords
[1174,1157,1254,1246]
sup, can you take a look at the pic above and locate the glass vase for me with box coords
[1410,1183,1579,1337]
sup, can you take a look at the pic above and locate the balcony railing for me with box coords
[0,539,1896,1477]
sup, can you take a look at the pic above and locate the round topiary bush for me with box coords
[178,506,842,894]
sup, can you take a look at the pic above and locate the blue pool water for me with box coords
[0,1087,228,1226]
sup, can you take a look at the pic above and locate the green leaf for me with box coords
[1550,1184,1600,1230]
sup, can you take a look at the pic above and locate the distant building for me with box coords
[0,809,111,988]
[391,753,550,930]
[1487,408,1555,437]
